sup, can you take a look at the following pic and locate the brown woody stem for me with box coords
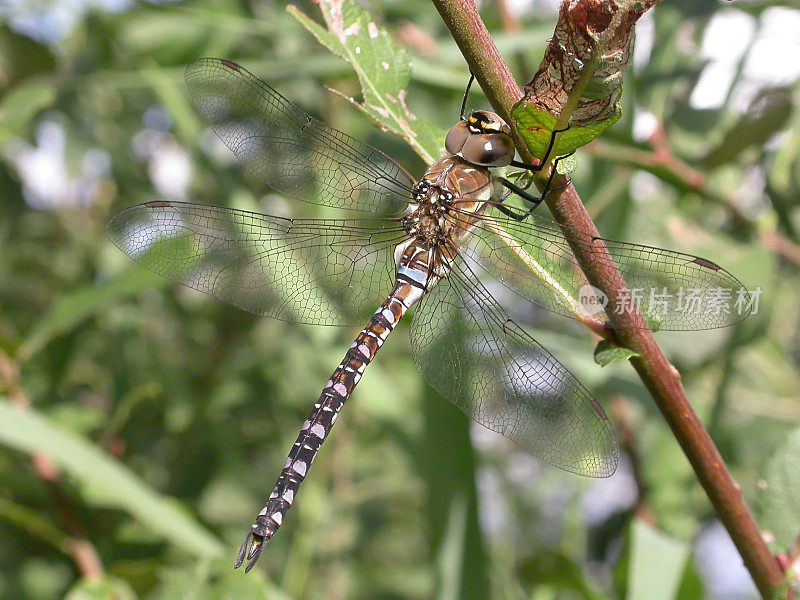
[428,0,785,598]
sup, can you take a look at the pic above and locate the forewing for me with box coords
[185,58,415,215]
[409,261,618,478]
[107,202,404,326]
[467,213,753,330]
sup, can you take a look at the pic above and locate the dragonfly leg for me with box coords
[496,152,575,221]
[496,177,544,219]
[493,202,528,221]
[460,72,475,120]
[509,124,571,172]
[535,151,575,198]
[495,204,525,221]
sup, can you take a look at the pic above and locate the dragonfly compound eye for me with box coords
[447,111,514,167]
[445,120,470,155]
[460,132,514,167]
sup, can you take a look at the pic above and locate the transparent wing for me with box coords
[107,201,406,326]
[185,58,415,215]
[465,212,753,330]
[409,259,618,478]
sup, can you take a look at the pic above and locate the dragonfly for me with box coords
[107,58,751,572]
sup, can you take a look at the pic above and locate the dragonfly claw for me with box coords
[234,531,265,572]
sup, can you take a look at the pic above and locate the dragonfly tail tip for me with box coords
[234,530,266,572]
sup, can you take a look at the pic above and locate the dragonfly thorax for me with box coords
[400,156,498,278]
[403,180,453,245]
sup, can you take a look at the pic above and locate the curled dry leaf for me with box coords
[512,0,661,159]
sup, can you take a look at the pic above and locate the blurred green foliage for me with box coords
[1,1,799,599]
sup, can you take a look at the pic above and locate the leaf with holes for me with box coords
[513,105,620,159]
[289,0,445,164]
[511,0,656,159]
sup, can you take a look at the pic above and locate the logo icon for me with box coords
[577,285,608,318]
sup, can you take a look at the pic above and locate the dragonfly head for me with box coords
[445,110,514,167]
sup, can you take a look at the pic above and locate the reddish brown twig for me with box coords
[428,0,785,598]
[587,138,800,268]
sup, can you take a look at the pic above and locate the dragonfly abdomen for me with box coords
[235,243,432,571]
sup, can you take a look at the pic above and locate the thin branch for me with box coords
[0,349,104,579]
[428,1,785,598]
[707,323,745,438]
[610,396,654,524]
[587,137,800,268]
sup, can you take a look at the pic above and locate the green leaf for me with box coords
[628,519,690,600]
[512,105,620,159]
[510,0,650,159]
[594,339,639,366]
[19,263,165,361]
[517,552,607,599]
[757,427,800,551]
[0,400,225,559]
[0,78,57,145]
[436,492,468,600]
[0,496,68,551]
[289,0,445,164]
[703,88,792,169]
[65,576,138,600]
[674,559,706,600]
[151,560,292,600]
